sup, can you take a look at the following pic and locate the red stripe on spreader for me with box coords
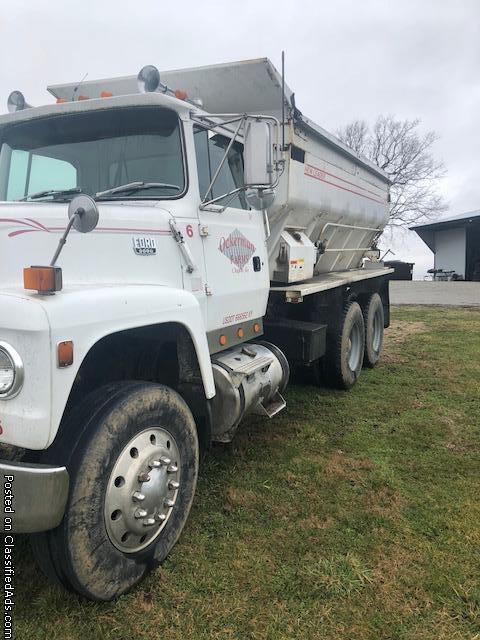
[321,168,382,199]
[304,164,382,197]
[304,164,384,205]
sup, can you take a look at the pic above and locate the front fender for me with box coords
[0,292,52,449]
[1,285,214,450]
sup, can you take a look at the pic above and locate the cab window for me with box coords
[6,149,76,200]
[193,126,247,209]
[0,107,185,201]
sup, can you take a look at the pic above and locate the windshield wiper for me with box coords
[95,182,182,199]
[19,187,82,202]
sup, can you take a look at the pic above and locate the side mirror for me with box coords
[245,188,276,211]
[24,194,100,295]
[68,194,99,233]
[243,119,274,188]
[49,195,99,266]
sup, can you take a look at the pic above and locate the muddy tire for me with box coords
[362,293,384,368]
[31,381,198,601]
[324,301,365,390]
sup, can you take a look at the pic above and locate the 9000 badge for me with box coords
[132,236,157,256]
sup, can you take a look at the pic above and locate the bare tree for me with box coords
[337,115,447,227]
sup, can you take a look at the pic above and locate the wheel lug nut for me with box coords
[160,456,171,466]
[134,508,148,519]
[132,491,145,502]
[138,472,151,483]
[164,498,175,508]
[168,480,180,490]
[149,459,161,469]
[143,518,156,526]
[155,513,166,522]
[167,464,178,473]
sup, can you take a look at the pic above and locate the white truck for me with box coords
[0,58,392,600]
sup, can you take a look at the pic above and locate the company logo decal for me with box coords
[218,228,256,271]
[132,236,157,256]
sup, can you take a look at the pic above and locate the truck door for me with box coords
[193,126,270,344]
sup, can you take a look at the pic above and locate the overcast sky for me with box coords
[1,0,479,278]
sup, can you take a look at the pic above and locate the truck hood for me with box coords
[0,200,182,292]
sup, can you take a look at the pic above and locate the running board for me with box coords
[253,391,286,418]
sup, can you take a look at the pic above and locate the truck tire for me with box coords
[31,381,199,601]
[324,301,365,390]
[362,293,384,368]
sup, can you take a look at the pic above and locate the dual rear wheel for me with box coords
[320,292,384,389]
[363,292,385,369]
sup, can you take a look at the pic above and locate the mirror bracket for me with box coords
[191,112,284,211]
[49,194,99,266]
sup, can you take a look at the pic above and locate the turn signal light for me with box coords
[57,341,74,368]
[23,266,62,294]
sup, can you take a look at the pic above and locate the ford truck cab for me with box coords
[0,64,289,600]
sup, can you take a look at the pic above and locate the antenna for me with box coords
[281,51,286,151]
[71,72,88,101]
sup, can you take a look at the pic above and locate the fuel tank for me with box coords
[210,341,289,442]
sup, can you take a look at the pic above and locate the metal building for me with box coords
[411,210,480,281]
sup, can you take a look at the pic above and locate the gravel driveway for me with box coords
[390,281,480,306]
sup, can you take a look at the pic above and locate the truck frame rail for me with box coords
[270,266,394,303]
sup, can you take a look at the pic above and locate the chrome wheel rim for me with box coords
[347,323,362,371]
[104,427,181,553]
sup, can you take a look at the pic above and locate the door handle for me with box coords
[168,218,196,273]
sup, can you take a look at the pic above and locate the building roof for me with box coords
[410,209,480,252]
[410,209,480,231]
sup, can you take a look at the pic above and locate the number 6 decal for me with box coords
[186,224,194,238]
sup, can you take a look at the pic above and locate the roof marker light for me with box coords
[7,91,32,113]
[174,89,187,101]
[56,98,66,104]
[77,95,89,101]
[101,91,113,98]
[137,65,161,93]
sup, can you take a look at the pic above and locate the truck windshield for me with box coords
[0,106,185,201]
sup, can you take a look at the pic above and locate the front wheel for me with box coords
[31,382,199,601]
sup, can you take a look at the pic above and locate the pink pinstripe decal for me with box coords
[0,218,171,238]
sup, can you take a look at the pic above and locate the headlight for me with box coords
[0,342,24,399]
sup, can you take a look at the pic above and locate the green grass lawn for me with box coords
[14,307,480,640]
